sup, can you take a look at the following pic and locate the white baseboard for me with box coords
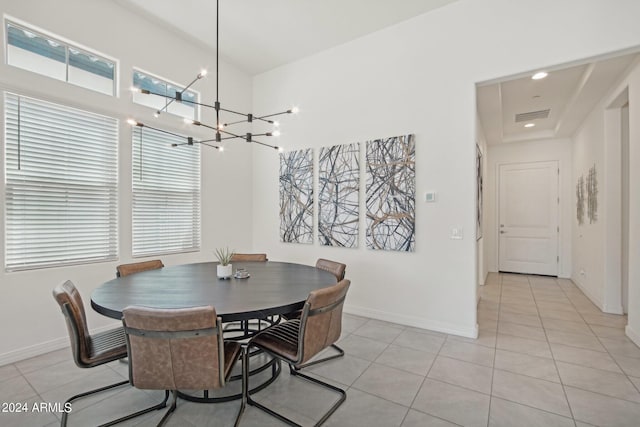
[626,324,640,348]
[344,304,478,339]
[570,276,604,310]
[0,323,121,367]
[603,304,624,315]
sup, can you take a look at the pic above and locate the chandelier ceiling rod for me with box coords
[128,0,297,152]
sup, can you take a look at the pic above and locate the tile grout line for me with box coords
[529,275,578,424]
[555,277,640,397]
[486,273,505,427]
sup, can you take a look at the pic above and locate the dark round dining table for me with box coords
[91,261,337,322]
[91,261,338,403]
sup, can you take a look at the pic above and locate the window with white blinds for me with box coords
[132,126,200,256]
[4,93,118,271]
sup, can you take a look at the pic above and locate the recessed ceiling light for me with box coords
[524,123,535,128]
[532,72,548,80]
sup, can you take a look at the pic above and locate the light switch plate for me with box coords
[425,191,437,202]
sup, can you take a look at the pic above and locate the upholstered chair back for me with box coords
[116,259,164,277]
[315,258,346,281]
[230,253,268,262]
[123,306,226,390]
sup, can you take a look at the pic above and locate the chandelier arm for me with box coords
[254,110,293,120]
[252,139,280,150]
[136,122,189,140]
[200,142,221,149]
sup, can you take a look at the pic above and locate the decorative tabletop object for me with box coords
[215,247,234,279]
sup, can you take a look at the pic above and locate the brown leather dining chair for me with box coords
[230,253,268,262]
[52,280,168,427]
[122,305,244,426]
[240,279,351,426]
[281,258,348,368]
[116,259,164,277]
[315,258,346,281]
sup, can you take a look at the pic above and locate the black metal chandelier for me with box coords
[128,0,296,151]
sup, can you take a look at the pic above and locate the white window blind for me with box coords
[4,93,118,271]
[132,126,200,256]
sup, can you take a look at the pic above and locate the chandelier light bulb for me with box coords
[127,119,138,126]
[183,118,194,125]
[130,86,141,93]
[217,123,225,130]
[273,121,280,127]
[154,111,160,118]
[199,69,208,78]
[532,71,548,80]
[272,130,281,137]
[277,147,284,153]
[291,106,300,114]
[219,146,224,152]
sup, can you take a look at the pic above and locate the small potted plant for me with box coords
[215,247,235,279]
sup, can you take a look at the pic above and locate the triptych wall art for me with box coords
[575,163,598,226]
[279,134,416,252]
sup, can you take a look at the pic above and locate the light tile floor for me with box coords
[2,273,640,426]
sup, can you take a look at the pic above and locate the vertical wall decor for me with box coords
[586,164,598,224]
[279,148,314,243]
[576,174,585,226]
[476,144,483,240]
[366,134,416,251]
[318,143,360,247]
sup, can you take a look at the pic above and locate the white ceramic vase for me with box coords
[217,263,232,279]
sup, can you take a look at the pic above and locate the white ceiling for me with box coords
[119,0,460,75]
[477,53,639,146]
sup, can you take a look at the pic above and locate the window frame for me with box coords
[132,68,201,121]
[4,91,119,272]
[5,17,118,96]
[131,125,201,258]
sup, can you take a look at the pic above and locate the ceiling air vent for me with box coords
[515,109,550,122]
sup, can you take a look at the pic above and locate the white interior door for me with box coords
[498,161,559,276]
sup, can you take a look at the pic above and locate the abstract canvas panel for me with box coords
[366,134,415,251]
[318,143,360,247]
[279,148,314,243]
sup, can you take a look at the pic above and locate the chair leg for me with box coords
[97,389,170,427]
[245,347,346,427]
[156,390,178,427]
[233,345,249,427]
[61,379,128,426]
[294,344,344,370]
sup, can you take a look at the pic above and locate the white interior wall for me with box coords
[0,0,254,365]
[251,0,640,338]
[485,139,573,278]
[627,67,640,345]
[572,60,640,343]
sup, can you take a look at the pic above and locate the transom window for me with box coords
[132,70,199,120]
[6,20,116,96]
[4,93,118,271]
